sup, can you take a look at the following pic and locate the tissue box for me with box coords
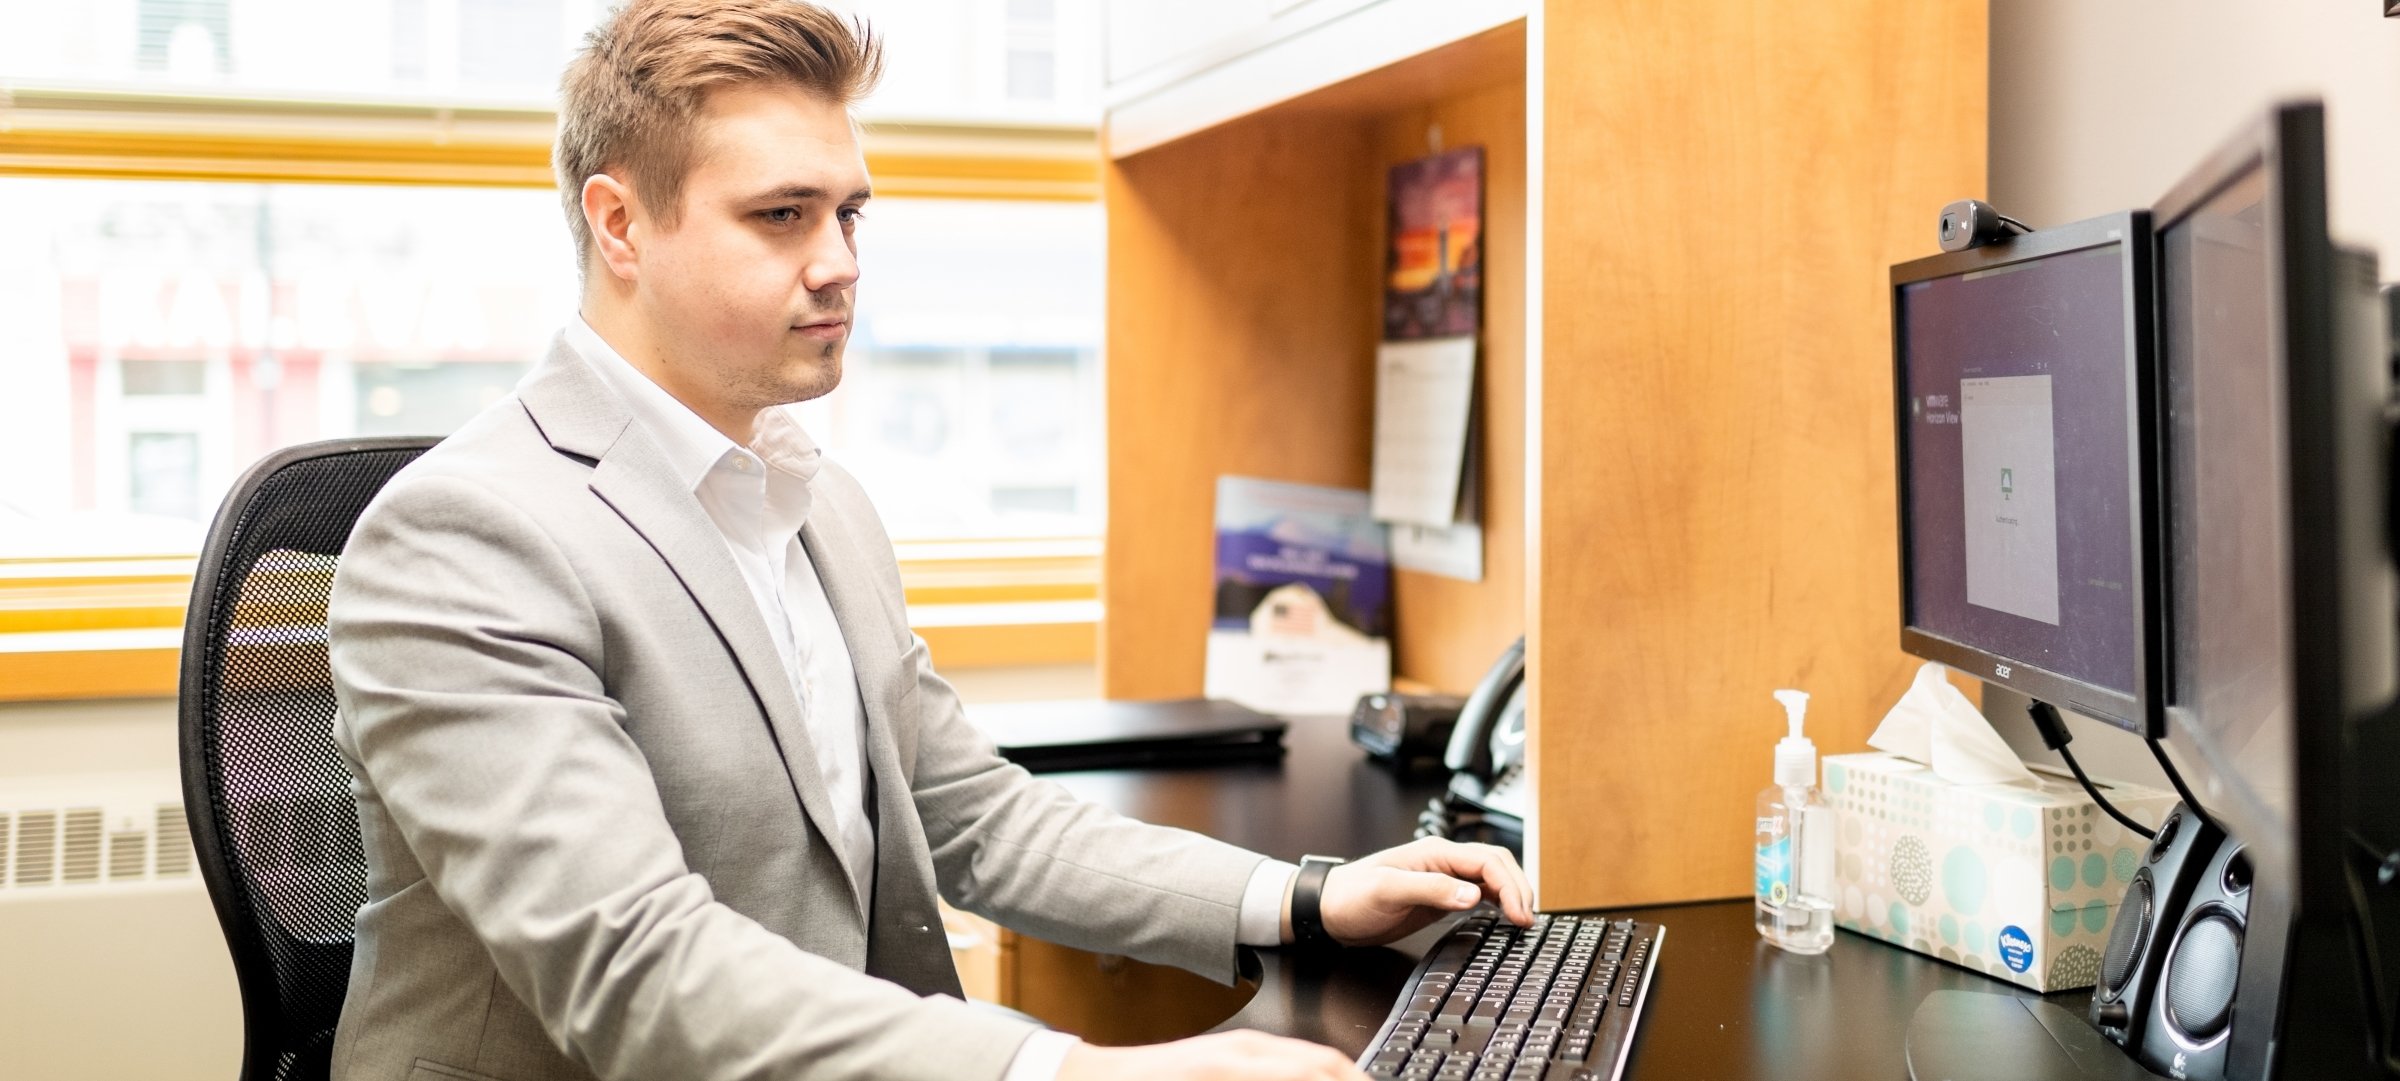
[1823,752,2177,992]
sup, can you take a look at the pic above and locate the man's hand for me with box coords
[1057,1030,1366,1081]
[1302,837,1533,947]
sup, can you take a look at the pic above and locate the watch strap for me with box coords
[1292,855,1344,951]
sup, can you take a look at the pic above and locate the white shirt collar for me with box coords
[561,315,823,532]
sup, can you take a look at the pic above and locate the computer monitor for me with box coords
[2151,99,2399,1080]
[1891,212,2156,731]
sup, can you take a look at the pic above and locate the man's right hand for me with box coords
[1057,1030,1367,1081]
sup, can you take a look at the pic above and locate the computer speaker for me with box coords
[2134,837,2252,1081]
[2089,804,2224,1063]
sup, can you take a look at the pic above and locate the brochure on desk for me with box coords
[1203,477,1393,715]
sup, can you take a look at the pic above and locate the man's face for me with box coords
[631,83,870,412]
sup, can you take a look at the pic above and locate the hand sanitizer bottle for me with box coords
[1755,689,1835,953]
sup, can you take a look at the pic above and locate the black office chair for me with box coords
[179,437,437,1081]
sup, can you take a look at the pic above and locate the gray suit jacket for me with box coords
[326,337,1267,1081]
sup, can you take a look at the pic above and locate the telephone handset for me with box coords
[1417,637,1527,852]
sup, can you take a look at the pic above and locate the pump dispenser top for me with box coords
[1773,689,1815,788]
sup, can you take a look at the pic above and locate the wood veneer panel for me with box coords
[1529,0,1987,908]
[1100,116,1380,699]
[1101,30,1530,701]
[1370,81,1529,693]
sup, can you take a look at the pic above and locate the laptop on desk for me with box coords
[972,698,1289,773]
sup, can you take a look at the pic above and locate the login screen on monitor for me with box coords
[1897,242,2139,704]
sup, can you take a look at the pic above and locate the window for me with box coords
[816,198,1103,539]
[0,179,1100,554]
[0,1,1099,123]
[1004,0,1061,102]
[0,0,1106,696]
[0,179,574,557]
[4,0,605,102]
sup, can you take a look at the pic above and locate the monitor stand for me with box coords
[1905,991,2169,1081]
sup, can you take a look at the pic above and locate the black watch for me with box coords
[1291,855,1345,951]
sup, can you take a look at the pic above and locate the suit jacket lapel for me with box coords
[515,338,869,912]
[803,515,962,995]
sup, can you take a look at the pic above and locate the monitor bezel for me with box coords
[2148,99,2395,1079]
[1889,210,2159,734]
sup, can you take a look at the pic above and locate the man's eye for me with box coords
[837,206,866,226]
[763,207,800,224]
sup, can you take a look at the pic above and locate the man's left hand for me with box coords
[1298,837,1534,948]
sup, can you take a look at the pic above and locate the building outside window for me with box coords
[0,0,1105,559]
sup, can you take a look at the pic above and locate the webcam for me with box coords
[1936,199,2031,252]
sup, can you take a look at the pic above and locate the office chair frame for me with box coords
[179,436,438,1081]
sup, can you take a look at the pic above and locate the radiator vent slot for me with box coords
[155,804,194,878]
[17,810,57,886]
[0,811,10,883]
[109,828,149,881]
[61,808,103,883]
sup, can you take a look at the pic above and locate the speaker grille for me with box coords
[2166,911,2243,1041]
[2149,812,2181,863]
[2102,874,2153,997]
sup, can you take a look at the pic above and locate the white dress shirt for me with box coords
[564,318,1297,1080]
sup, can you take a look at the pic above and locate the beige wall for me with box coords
[1991,0,2400,261]
[1984,2,2400,785]
[0,664,1094,1080]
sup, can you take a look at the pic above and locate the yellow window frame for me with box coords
[0,83,1103,702]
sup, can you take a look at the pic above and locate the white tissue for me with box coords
[1867,661,2041,787]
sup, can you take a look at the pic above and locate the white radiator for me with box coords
[0,771,196,894]
[0,771,242,1080]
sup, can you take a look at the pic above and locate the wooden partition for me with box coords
[1528,1,1987,908]
[1102,4,1985,909]
[1103,24,1528,699]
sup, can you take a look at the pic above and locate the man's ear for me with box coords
[581,172,643,284]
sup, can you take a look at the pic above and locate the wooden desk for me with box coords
[1006,712,2094,1079]
[1222,900,2091,1080]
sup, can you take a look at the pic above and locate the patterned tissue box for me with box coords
[1823,752,2177,992]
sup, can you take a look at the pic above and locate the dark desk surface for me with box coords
[1038,712,2092,1081]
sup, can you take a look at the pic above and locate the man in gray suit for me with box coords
[325,2,1531,1080]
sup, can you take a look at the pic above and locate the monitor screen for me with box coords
[1894,224,2146,727]
[2157,164,2294,835]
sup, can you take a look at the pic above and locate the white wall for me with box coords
[1991,0,2400,257]
[1984,1,2400,786]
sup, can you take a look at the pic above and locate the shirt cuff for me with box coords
[1238,858,1301,946]
[1002,1028,1080,1081]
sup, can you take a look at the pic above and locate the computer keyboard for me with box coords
[1357,910,1663,1081]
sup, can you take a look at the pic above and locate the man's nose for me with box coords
[802,219,860,295]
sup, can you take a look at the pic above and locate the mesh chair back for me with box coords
[179,438,436,1081]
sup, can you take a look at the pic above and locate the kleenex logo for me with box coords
[1997,925,2035,973]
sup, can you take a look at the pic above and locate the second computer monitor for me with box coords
[1891,212,2155,731]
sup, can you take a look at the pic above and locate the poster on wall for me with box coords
[1202,476,1393,715]
[1383,146,1485,341]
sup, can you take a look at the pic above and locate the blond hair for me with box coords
[555,0,883,266]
